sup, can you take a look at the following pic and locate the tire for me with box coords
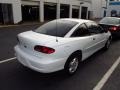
[64,52,81,75]
[104,38,111,50]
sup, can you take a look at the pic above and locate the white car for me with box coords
[14,19,111,75]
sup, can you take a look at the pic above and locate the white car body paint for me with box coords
[14,19,111,73]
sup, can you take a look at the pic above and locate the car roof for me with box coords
[56,18,93,24]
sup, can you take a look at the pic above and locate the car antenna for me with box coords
[56,19,58,42]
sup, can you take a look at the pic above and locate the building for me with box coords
[92,0,106,19]
[107,0,120,17]
[0,0,21,24]
[0,0,92,24]
[92,0,120,19]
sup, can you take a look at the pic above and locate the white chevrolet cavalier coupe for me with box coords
[14,19,111,75]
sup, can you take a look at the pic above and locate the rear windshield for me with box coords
[100,17,120,25]
[34,20,78,37]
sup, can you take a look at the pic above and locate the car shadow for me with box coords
[112,36,120,41]
[13,48,107,89]
[5,37,119,90]
[16,37,120,78]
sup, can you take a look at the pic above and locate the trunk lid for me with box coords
[17,31,58,51]
[99,24,120,32]
[99,24,113,30]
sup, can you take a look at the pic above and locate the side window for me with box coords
[86,22,102,34]
[97,25,105,33]
[71,23,89,37]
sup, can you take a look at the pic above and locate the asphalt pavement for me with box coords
[0,25,40,60]
[0,24,120,90]
[102,63,120,90]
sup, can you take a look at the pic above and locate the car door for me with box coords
[85,22,107,53]
[70,23,98,60]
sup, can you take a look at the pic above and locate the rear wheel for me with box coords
[64,53,81,75]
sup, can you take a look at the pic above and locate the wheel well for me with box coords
[109,36,112,40]
[68,50,82,62]
[108,36,112,41]
[64,50,82,69]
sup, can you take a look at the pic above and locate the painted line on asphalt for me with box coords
[0,57,17,64]
[93,56,120,90]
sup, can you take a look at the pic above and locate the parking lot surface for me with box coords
[102,63,120,90]
[0,24,120,90]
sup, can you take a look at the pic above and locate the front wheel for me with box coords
[104,38,111,50]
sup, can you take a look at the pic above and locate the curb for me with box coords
[0,23,42,28]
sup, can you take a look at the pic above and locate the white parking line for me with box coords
[0,57,16,64]
[93,57,120,90]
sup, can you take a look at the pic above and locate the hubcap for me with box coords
[69,58,79,73]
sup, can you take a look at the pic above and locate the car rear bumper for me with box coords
[111,31,120,37]
[14,45,67,73]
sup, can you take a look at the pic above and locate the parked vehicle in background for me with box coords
[99,17,120,37]
[14,19,111,75]
[111,10,118,17]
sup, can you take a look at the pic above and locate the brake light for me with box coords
[34,45,55,54]
[109,26,118,31]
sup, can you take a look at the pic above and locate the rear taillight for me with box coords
[34,45,55,54]
[109,26,118,31]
